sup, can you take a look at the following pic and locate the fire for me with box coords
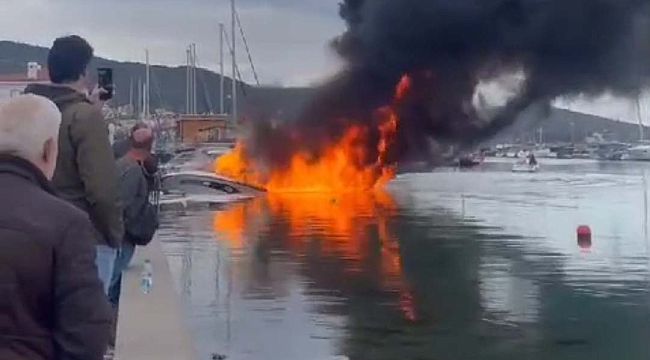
[395,74,412,101]
[212,75,417,319]
[215,75,412,193]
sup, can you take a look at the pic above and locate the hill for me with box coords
[0,40,315,119]
[494,105,648,143]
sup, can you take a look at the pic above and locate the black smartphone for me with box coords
[97,68,114,101]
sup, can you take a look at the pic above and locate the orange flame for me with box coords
[215,75,412,193]
[395,74,412,101]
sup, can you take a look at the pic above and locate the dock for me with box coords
[115,237,197,360]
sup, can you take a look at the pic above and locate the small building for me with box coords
[176,114,230,144]
[0,62,49,99]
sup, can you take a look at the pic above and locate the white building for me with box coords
[0,62,49,99]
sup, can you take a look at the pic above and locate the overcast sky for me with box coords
[2,0,646,123]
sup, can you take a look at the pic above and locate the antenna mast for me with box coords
[231,0,238,125]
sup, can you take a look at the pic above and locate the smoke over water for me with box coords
[218,0,650,191]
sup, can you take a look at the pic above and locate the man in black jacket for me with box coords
[0,95,111,360]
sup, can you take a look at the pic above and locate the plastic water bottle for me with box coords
[140,259,153,294]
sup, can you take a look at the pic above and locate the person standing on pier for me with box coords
[112,122,150,160]
[109,126,159,306]
[0,95,111,360]
[25,35,124,294]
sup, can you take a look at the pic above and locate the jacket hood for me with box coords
[24,83,89,108]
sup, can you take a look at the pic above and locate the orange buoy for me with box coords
[577,225,592,248]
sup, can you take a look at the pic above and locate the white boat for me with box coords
[512,162,540,173]
[160,171,265,200]
[628,95,650,161]
[627,145,650,161]
[533,148,557,159]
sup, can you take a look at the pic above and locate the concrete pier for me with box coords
[115,238,197,360]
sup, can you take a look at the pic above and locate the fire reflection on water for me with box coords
[212,190,419,322]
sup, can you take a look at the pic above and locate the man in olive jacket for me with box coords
[0,95,111,360]
[25,35,123,294]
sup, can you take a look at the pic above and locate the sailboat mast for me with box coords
[220,23,225,115]
[141,82,146,120]
[145,49,150,119]
[192,43,198,114]
[129,77,134,116]
[137,78,142,118]
[186,47,191,114]
[637,95,645,142]
[231,0,238,125]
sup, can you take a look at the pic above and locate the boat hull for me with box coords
[161,171,265,199]
[512,164,539,173]
[625,145,650,161]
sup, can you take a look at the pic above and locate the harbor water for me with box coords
[159,159,650,360]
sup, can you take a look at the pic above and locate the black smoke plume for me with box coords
[247,0,650,168]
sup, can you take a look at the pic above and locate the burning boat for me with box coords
[160,171,265,204]
[212,76,409,194]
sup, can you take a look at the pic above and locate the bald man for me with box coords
[109,126,159,307]
[0,95,111,360]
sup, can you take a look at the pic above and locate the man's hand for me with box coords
[88,85,108,110]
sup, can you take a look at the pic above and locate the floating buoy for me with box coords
[577,225,592,248]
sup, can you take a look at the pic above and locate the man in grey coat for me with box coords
[25,35,123,294]
[109,127,158,306]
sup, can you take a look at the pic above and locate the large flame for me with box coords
[212,74,419,321]
[215,75,411,193]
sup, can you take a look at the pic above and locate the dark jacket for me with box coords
[116,156,149,244]
[0,156,111,360]
[24,84,123,248]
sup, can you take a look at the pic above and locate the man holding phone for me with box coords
[25,35,124,295]
[97,68,114,102]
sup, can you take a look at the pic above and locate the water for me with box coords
[159,159,650,360]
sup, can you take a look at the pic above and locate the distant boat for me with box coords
[628,94,650,162]
[457,154,484,168]
[512,156,540,173]
[532,148,557,159]
[627,145,650,161]
[512,163,540,173]
[552,146,575,159]
[160,146,232,174]
[595,142,628,161]
[572,149,593,159]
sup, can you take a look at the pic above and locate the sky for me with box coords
[0,0,344,86]
[1,0,646,123]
